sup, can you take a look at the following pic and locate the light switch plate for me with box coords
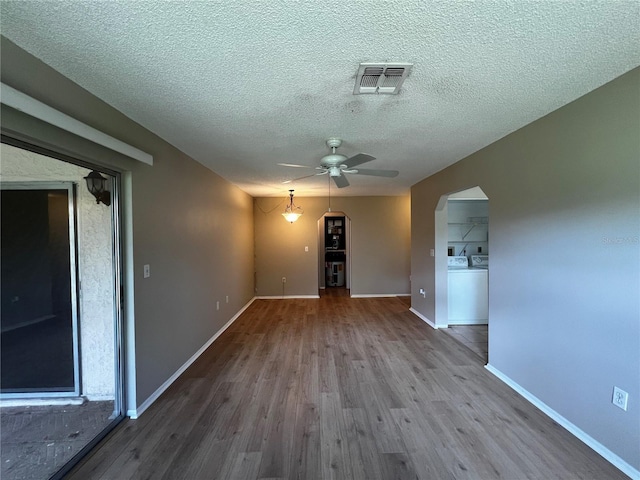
[143,264,150,278]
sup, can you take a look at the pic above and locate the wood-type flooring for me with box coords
[67,295,627,479]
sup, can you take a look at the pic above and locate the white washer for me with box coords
[470,255,489,269]
[448,256,488,324]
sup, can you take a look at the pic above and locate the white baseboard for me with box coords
[350,293,411,298]
[128,297,257,419]
[448,319,488,325]
[255,295,320,299]
[485,364,640,480]
[409,307,439,329]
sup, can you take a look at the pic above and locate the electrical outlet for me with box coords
[419,288,426,298]
[612,387,628,411]
[305,246,309,252]
[216,301,220,311]
[143,264,150,278]
[282,277,286,283]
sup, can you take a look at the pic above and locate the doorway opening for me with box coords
[435,186,489,363]
[0,139,125,480]
[318,212,351,295]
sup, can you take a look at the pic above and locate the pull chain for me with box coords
[328,173,331,212]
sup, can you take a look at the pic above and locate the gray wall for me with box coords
[254,196,411,297]
[411,68,639,469]
[1,38,255,409]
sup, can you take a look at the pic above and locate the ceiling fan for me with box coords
[278,138,399,188]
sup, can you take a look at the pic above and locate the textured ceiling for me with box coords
[1,1,639,197]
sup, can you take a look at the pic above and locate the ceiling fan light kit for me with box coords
[279,137,399,189]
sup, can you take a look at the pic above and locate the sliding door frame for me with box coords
[0,134,126,415]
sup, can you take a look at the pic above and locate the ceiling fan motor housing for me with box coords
[321,153,347,167]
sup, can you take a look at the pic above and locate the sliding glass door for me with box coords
[0,139,125,480]
[1,183,79,396]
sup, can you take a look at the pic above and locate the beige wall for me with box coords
[254,195,411,297]
[1,38,256,411]
[411,68,639,470]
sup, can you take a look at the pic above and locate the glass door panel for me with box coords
[1,186,79,395]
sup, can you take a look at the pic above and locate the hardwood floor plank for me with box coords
[151,382,237,480]
[256,377,292,478]
[223,452,262,480]
[66,296,629,480]
[319,392,353,480]
[389,407,458,480]
[357,382,406,454]
[331,344,365,409]
[288,402,321,480]
[361,343,406,409]
[244,379,278,453]
[341,408,385,480]
[379,452,419,480]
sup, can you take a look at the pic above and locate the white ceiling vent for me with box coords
[354,62,413,95]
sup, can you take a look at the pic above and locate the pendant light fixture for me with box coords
[282,189,303,223]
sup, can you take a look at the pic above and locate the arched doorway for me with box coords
[317,211,351,295]
[435,186,489,362]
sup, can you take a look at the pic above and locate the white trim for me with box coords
[84,394,116,402]
[0,83,153,165]
[485,364,640,480]
[409,307,440,329]
[1,397,84,407]
[255,295,320,299]
[122,172,138,418]
[350,293,410,298]
[127,297,257,419]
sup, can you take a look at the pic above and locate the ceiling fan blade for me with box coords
[282,169,328,184]
[333,175,350,188]
[277,163,314,168]
[343,153,375,168]
[351,168,399,178]
[282,173,318,184]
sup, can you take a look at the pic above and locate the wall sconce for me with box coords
[282,189,303,223]
[84,170,111,206]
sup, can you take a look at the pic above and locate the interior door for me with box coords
[1,183,80,395]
